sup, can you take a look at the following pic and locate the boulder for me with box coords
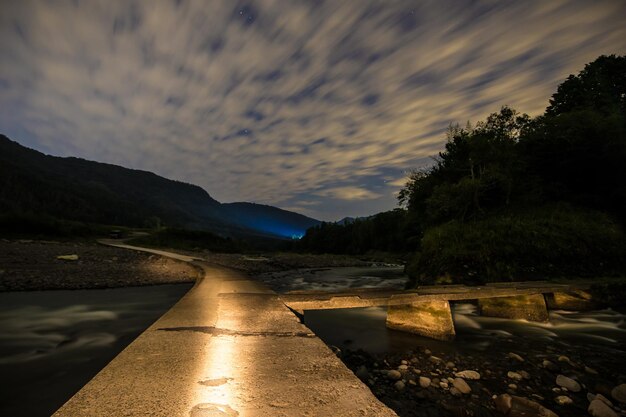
[452,378,471,394]
[455,370,481,380]
[589,399,619,417]
[611,384,626,404]
[556,375,581,392]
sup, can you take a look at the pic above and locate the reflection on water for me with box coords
[0,284,192,417]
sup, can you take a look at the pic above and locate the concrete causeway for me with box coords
[53,244,397,417]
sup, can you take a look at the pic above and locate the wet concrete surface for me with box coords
[53,245,396,417]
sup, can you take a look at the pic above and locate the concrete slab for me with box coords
[54,244,396,417]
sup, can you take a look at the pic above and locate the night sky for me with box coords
[1,1,625,221]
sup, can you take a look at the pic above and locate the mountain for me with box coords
[0,134,319,239]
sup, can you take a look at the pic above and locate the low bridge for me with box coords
[280,282,594,341]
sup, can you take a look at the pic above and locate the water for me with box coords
[0,284,192,417]
[261,267,626,355]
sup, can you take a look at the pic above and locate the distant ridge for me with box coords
[0,134,320,239]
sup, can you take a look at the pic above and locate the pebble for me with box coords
[543,360,559,372]
[394,381,405,391]
[586,366,599,375]
[419,376,431,388]
[450,387,461,397]
[508,371,523,381]
[398,364,408,371]
[508,352,525,362]
[429,355,443,364]
[440,381,449,389]
[555,395,573,405]
[509,384,518,390]
[589,399,620,417]
[613,384,626,404]
[455,370,481,380]
[452,378,471,394]
[401,360,408,365]
[556,375,581,392]
[387,370,402,380]
[446,361,455,369]
[519,370,531,380]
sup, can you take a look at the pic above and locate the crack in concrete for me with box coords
[158,326,315,338]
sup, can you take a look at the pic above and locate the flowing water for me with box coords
[259,267,626,355]
[0,284,192,417]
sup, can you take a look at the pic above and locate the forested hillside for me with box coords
[300,55,626,284]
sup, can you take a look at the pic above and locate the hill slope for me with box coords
[0,135,319,238]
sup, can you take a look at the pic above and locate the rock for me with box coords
[519,370,531,380]
[452,378,471,394]
[394,380,405,391]
[387,370,402,380]
[556,375,581,392]
[509,384,518,390]
[424,349,431,355]
[401,360,408,365]
[543,360,559,372]
[508,371,523,381]
[612,384,626,404]
[429,355,443,364]
[450,387,462,397]
[408,379,416,386]
[455,370,481,380]
[57,254,79,261]
[494,394,513,414]
[355,365,369,380]
[589,399,620,417]
[555,395,573,405]
[586,366,599,375]
[509,396,559,417]
[419,376,431,388]
[440,381,449,389]
[508,352,525,362]
[398,364,408,371]
[446,361,456,369]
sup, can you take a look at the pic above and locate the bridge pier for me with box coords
[386,300,456,341]
[545,290,595,311]
[478,293,549,321]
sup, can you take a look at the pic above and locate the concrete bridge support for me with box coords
[478,293,549,321]
[545,290,595,311]
[386,300,456,341]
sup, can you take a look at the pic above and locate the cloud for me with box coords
[314,186,383,201]
[0,0,625,220]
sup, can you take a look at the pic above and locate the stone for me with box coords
[509,396,559,417]
[450,387,462,397]
[508,352,525,362]
[586,366,599,375]
[509,384,518,390]
[589,399,619,417]
[520,370,531,380]
[494,394,512,414]
[57,254,79,261]
[440,381,449,389]
[479,294,549,322]
[419,376,431,388]
[556,375,581,392]
[455,370,481,380]
[398,364,408,371]
[555,395,573,405]
[387,370,402,380]
[612,384,626,404]
[387,300,456,341]
[508,371,523,381]
[394,381,405,391]
[543,360,559,372]
[429,355,443,364]
[355,365,369,380]
[446,361,456,369]
[452,378,471,394]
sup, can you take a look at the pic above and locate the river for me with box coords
[0,284,192,417]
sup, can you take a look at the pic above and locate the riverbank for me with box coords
[338,320,626,417]
[0,240,201,291]
[0,239,370,291]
